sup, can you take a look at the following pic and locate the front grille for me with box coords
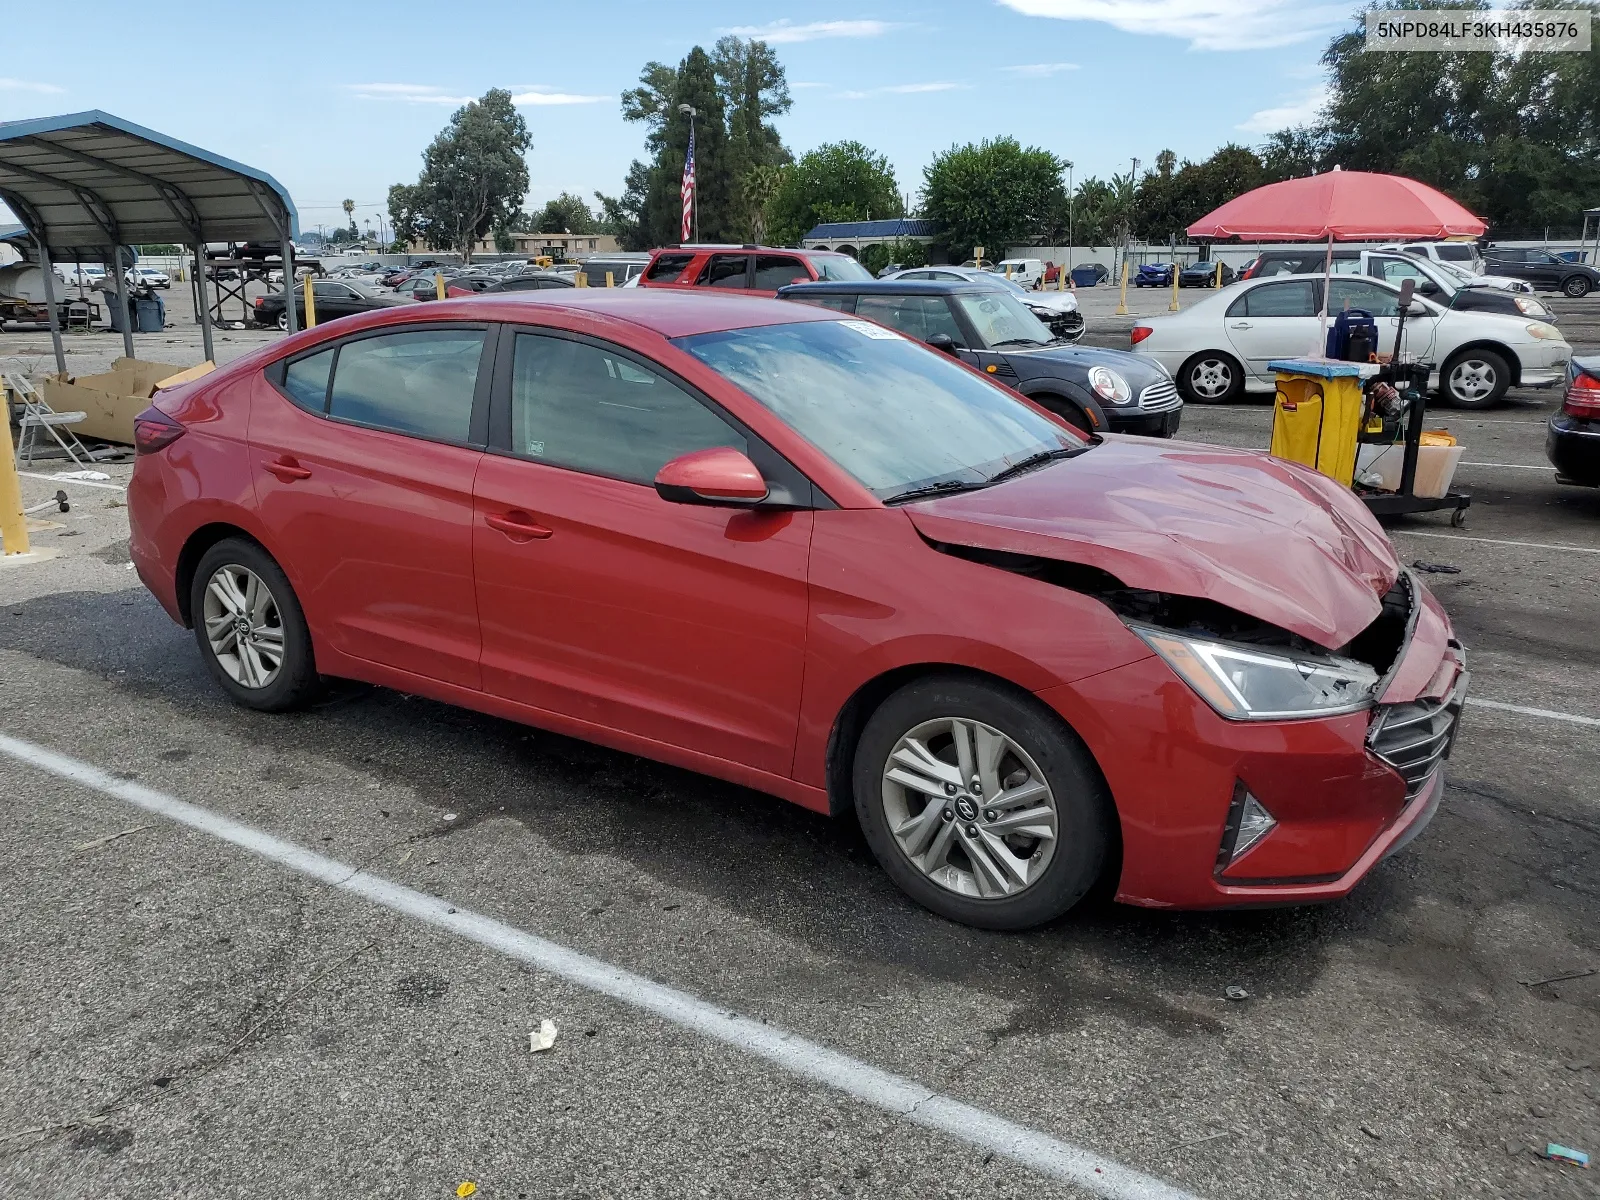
[1138,379,1182,412]
[1368,673,1468,797]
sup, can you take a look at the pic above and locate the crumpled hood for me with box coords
[906,436,1400,648]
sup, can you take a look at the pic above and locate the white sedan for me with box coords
[1131,274,1571,410]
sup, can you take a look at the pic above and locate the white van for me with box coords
[993,258,1046,288]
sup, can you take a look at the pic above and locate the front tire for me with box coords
[852,675,1112,930]
[1177,351,1243,404]
[1441,349,1510,409]
[190,538,318,712]
[1562,275,1591,298]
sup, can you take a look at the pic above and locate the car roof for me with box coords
[780,279,1005,295]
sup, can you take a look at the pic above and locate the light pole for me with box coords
[678,102,698,243]
[375,210,387,252]
[1064,160,1074,283]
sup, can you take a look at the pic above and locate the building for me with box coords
[800,218,941,260]
[470,230,620,259]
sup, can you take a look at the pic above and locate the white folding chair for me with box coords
[3,371,95,469]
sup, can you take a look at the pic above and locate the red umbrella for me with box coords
[1186,169,1485,242]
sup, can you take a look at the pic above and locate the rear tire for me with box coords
[852,675,1112,930]
[1177,351,1243,404]
[1441,349,1510,409]
[189,538,319,712]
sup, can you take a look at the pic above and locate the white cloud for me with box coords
[0,78,66,94]
[508,87,608,106]
[344,82,605,107]
[723,19,898,43]
[1237,83,1328,132]
[1005,62,1081,75]
[882,81,966,93]
[997,0,1349,52]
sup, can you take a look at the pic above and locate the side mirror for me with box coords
[1417,279,1440,296]
[926,333,959,355]
[1406,301,1431,317]
[654,446,768,507]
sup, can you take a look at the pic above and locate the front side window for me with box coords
[1328,279,1401,317]
[1435,244,1475,264]
[328,329,485,442]
[696,254,750,288]
[509,333,745,484]
[751,255,811,290]
[856,295,965,344]
[813,255,874,282]
[951,291,1054,348]
[281,348,333,412]
[677,319,1080,499]
[1241,280,1318,317]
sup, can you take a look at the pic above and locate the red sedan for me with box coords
[127,291,1467,929]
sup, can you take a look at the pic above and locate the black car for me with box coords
[253,280,410,330]
[478,272,575,293]
[1484,248,1599,298]
[1179,260,1235,287]
[778,279,1181,437]
[1547,356,1600,487]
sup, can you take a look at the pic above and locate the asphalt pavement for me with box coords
[0,291,1596,1199]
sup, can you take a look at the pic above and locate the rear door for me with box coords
[249,324,493,688]
[1225,279,1322,378]
[471,327,813,774]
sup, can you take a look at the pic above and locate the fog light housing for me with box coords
[1217,783,1277,869]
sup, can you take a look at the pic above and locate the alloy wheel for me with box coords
[1189,357,1233,400]
[880,717,1060,899]
[201,564,286,689]
[1448,358,1497,404]
[276,311,290,331]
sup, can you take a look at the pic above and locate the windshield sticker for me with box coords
[840,320,902,340]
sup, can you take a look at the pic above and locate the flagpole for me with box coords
[678,103,698,244]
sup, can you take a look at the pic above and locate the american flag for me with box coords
[680,124,696,242]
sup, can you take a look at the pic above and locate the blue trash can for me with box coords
[135,296,165,332]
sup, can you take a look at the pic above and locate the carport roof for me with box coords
[0,110,297,258]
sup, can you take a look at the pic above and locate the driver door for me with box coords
[1327,277,1436,364]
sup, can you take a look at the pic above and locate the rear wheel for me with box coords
[1441,349,1510,409]
[852,675,1112,930]
[1178,351,1243,404]
[190,538,318,712]
[275,310,290,331]
[1562,275,1591,299]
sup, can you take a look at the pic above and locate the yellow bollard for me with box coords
[1058,266,1067,292]
[1169,261,1180,311]
[1115,260,1129,316]
[0,405,30,557]
[1215,261,1223,288]
[435,272,446,300]
[303,272,317,327]
[575,271,588,288]
[605,271,614,288]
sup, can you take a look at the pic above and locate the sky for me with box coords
[0,0,1357,238]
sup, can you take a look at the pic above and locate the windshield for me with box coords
[952,291,1056,348]
[814,255,874,282]
[675,319,1081,499]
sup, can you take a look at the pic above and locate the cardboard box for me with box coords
[40,357,189,444]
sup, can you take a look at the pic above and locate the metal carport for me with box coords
[0,109,300,374]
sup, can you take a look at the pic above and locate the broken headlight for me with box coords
[1134,627,1379,720]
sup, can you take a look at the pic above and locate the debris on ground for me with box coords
[1163,1130,1232,1153]
[456,1184,478,1198]
[1520,967,1597,988]
[529,1019,557,1053]
[1410,560,1461,574]
[52,469,110,482]
[1224,985,1249,1001]
[1361,1125,1382,1140]
[1543,1143,1589,1168]
[72,825,150,852]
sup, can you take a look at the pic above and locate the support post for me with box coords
[1115,260,1129,316]
[0,408,28,556]
[111,246,136,360]
[193,241,215,363]
[281,239,298,335]
[35,237,67,377]
[303,272,317,327]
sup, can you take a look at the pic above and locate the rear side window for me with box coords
[508,333,745,483]
[328,329,486,443]
[281,348,333,412]
[788,293,856,313]
[1435,245,1474,263]
[645,253,694,282]
[696,254,751,288]
[751,255,810,290]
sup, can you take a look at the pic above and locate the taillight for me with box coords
[1130,326,1153,345]
[133,405,186,454]
[1566,373,1600,418]
[254,296,264,307]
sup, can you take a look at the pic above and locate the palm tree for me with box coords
[342,198,356,235]
[740,165,785,243]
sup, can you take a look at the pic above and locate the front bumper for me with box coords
[1035,576,1463,909]
[1547,413,1600,485]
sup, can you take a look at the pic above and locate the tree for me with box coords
[594,159,653,250]
[713,35,792,196]
[922,137,1068,260]
[342,198,356,235]
[630,47,733,245]
[387,88,532,261]
[537,191,596,233]
[1258,128,1326,182]
[740,163,786,243]
[766,141,903,246]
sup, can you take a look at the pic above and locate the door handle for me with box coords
[1229,321,1252,329]
[264,458,312,481]
[486,511,553,540]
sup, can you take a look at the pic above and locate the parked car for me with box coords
[1376,241,1484,273]
[639,245,874,295]
[1070,263,1110,287]
[134,266,171,289]
[448,272,574,296]
[875,262,904,278]
[253,280,411,330]
[127,289,1462,928]
[1244,247,1536,298]
[1133,263,1175,288]
[394,274,461,301]
[1483,247,1600,298]
[577,256,649,288]
[1131,274,1571,408]
[1547,357,1600,487]
[992,258,1046,288]
[780,279,1177,436]
[884,265,1084,342]
[1178,261,1236,288]
[960,258,996,270]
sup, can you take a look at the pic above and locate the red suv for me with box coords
[127,290,1465,930]
[639,244,875,295]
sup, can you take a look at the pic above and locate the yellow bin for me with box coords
[1267,358,1377,487]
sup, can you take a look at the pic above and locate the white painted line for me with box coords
[18,471,126,492]
[1468,698,1600,728]
[0,732,1199,1200]
[1457,461,1555,470]
[1396,530,1600,555]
